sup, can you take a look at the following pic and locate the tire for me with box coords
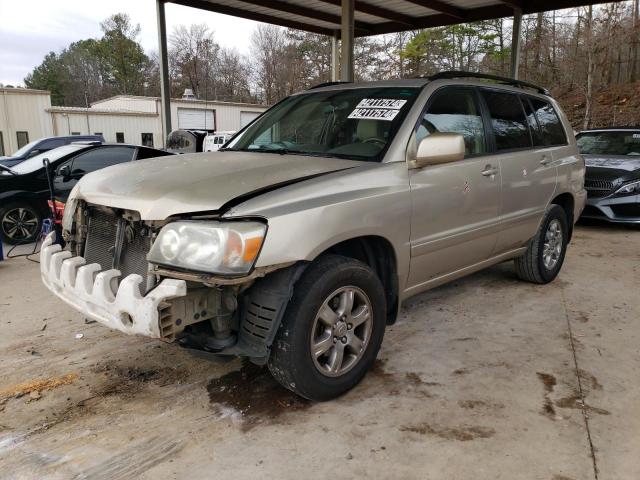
[0,201,43,245]
[514,204,569,284]
[268,254,387,401]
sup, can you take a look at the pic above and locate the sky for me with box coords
[0,0,259,85]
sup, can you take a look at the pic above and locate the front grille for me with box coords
[83,208,152,292]
[584,178,615,198]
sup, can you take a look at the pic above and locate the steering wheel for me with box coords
[363,138,386,146]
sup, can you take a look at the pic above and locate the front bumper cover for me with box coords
[581,194,640,223]
[40,233,187,338]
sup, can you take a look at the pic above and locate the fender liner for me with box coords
[237,261,308,362]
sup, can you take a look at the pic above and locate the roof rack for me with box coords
[308,81,352,90]
[427,71,549,95]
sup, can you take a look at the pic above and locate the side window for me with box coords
[522,97,544,147]
[418,88,486,156]
[530,99,568,146]
[136,147,169,160]
[16,131,29,149]
[141,133,154,147]
[116,132,125,143]
[481,90,532,151]
[70,147,134,175]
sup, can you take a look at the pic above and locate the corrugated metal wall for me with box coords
[50,110,162,147]
[1,91,267,153]
[0,89,53,155]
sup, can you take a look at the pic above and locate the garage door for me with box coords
[177,108,215,130]
[240,111,261,128]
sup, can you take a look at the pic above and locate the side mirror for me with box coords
[411,132,465,169]
[58,164,71,179]
[28,149,41,158]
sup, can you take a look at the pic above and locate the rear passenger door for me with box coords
[479,89,558,254]
[407,87,501,290]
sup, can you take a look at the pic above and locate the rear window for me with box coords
[482,90,532,151]
[529,99,567,146]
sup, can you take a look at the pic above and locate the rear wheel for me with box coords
[514,204,568,284]
[268,255,387,401]
[0,202,43,245]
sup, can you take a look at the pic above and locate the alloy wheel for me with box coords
[542,219,563,270]
[310,286,373,377]
[1,207,39,241]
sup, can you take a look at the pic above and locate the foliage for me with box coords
[25,14,152,106]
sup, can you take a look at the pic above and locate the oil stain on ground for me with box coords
[400,423,495,441]
[537,372,558,419]
[206,361,310,432]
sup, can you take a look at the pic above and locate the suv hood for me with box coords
[74,151,362,220]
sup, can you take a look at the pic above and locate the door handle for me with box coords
[481,165,499,177]
[540,155,552,166]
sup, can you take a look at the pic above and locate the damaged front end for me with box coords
[41,201,304,364]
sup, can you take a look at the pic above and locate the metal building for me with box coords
[0,87,53,156]
[0,88,266,155]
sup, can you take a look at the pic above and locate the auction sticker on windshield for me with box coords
[348,98,407,121]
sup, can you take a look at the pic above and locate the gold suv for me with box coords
[41,72,586,400]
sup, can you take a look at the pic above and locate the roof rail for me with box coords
[427,71,549,95]
[308,81,352,90]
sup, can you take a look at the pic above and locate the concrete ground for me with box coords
[0,222,638,480]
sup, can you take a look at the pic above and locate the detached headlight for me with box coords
[614,180,640,196]
[147,221,266,275]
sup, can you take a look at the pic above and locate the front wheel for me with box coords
[268,255,387,401]
[0,201,43,245]
[514,204,569,284]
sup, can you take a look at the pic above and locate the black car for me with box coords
[576,128,640,224]
[0,142,172,244]
[0,135,105,168]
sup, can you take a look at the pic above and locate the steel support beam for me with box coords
[340,0,354,82]
[157,0,172,144]
[331,31,340,82]
[510,7,523,79]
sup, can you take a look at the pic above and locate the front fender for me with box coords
[225,162,412,291]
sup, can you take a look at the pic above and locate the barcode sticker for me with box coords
[348,108,401,121]
[355,98,407,109]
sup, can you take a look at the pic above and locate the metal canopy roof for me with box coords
[169,0,619,37]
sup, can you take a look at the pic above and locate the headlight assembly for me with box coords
[147,221,266,275]
[614,180,640,196]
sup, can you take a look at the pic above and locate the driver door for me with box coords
[407,87,501,290]
[54,146,135,201]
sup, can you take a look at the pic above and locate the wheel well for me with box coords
[551,193,574,241]
[321,236,399,324]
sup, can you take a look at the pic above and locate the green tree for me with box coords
[99,14,150,95]
[24,52,67,104]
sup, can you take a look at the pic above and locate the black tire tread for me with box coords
[514,204,567,284]
[268,254,385,401]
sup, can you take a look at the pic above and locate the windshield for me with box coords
[11,140,41,158]
[6,144,85,175]
[225,87,420,161]
[576,131,640,156]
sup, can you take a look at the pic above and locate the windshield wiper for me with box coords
[0,164,17,175]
